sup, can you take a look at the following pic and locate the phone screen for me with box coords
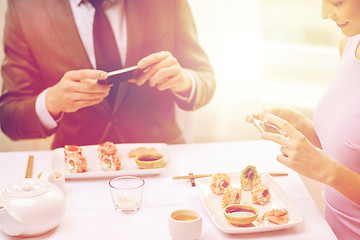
[252,118,283,135]
[98,66,142,85]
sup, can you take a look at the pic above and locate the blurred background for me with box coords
[0,0,344,213]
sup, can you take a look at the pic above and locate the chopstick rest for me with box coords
[189,173,196,187]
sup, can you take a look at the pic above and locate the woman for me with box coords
[246,0,360,238]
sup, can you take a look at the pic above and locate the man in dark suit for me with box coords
[0,0,215,149]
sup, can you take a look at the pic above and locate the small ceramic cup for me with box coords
[37,170,66,193]
[168,209,202,240]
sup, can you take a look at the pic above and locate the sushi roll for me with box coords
[221,186,242,208]
[98,141,121,171]
[64,145,82,160]
[66,155,87,173]
[240,165,261,191]
[251,183,271,206]
[64,145,87,173]
[210,173,231,195]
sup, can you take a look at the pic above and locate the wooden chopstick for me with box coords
[267,172,289,177]
[172,172,288,180]
[25,155,34,178]
[173,174,212,180]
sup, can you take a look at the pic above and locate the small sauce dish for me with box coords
[135,153,164,169]
[224,204,258,226]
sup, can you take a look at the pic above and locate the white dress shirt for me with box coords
[36,0,195,130]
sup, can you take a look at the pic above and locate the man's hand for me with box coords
[46,69,111,118]
[130,51,192,94]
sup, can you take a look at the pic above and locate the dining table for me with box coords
[0,140,337,240]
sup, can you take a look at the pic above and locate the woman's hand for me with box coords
[262,114,360,205]
[261,114,334,183]
[246,106,321,148]
[131,51,192,94]
[245,106,305,131]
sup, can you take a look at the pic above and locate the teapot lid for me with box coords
[3,178,50,198]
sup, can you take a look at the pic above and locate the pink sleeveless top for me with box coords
[314,34,360,239]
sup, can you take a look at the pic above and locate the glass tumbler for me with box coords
[109,176,145,213]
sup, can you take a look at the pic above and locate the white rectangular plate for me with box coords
[51,143,169,179]
[196,174,302,234]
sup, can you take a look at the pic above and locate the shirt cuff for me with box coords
[35,88,60,130]
[174,69,196,103]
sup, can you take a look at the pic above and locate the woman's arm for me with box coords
[327,162,360,205]
[261,114,360,205]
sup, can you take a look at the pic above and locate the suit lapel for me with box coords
[45,0,112,113]
[113,0,147,112]
[44,0,146,114]
[124,0,146,67]
[44,0,92,70]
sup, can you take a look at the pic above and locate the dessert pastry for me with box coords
[64,145,87,173]
[221,186,242,208]
[128,147,158,158]
[98,141,121,171]
[240,165,261,191]
[251,183,271,206]
[262,209,289,225]
[210,173,231,195]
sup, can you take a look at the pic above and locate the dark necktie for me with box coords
[88,0,122,108]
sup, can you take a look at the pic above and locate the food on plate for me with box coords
[240,165,261,191]
[64,145,82,158]
[64,145,87,173]
[128,147,158,158]
[262,209,289,225]
[210,173,231,195]
[98,141,121,171]
[221,186,242,208]
[251,183,271,206]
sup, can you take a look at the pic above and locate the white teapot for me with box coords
[0,178,66,236]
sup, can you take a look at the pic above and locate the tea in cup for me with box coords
[37,170,66,193]
[168,209,202,240]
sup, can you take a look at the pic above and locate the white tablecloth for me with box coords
[0,140,337,239]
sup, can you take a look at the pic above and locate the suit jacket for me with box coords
[0,0,215,149]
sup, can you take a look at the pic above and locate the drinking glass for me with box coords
[109,176,145,213]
